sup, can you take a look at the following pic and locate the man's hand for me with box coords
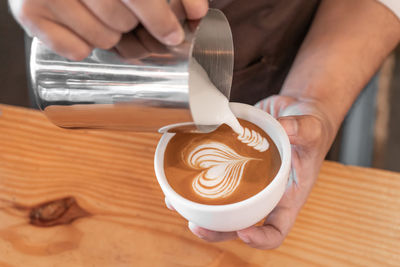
[165,95,336,249]
[174,0,400,249]
[9,0,208,60]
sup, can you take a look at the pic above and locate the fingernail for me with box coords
[164,29,184,46]
[188,222,204,238]
[240,235,251,244]
[280,117,298,136]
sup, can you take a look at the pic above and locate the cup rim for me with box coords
[154,102,291,212]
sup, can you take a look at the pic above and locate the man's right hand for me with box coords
[9,0,208,60]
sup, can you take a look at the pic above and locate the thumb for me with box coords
[277,115,322,146]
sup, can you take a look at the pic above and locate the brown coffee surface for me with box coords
[164,119,281,205]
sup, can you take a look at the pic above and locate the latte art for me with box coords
[186,142,256,198]
[238,127,269,152]
[164,119,281,205]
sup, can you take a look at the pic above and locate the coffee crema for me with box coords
[164,119,281,205]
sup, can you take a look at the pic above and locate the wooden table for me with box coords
[0,104,399,267]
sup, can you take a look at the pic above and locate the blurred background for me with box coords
[1,1,399,171]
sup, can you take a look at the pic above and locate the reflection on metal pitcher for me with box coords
[30,9,233,132]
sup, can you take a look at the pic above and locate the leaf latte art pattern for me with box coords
[237,127,269,152]
[186,142,256,199]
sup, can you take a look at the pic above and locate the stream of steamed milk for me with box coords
[189,58,269,152]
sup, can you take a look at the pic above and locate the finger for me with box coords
[135,26,169,54]
[114,32,149,59]
[48,0,121,49]
[169,0,186,20]
[237,206,295,250]
[81,0,138,33]
[9,0,51,38]
[188,222,237,242]
[164,197,175,211]
[122,0,184,45]
[278,115,323,147]
[237,225,283,249]
[181,0,209,20]
[29,17,91,61]
[255,95,295,118]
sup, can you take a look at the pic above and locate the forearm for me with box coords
[281,0,400,137]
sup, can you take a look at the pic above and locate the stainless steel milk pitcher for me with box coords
[30,9,233,132]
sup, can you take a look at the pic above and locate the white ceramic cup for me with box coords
[154,102,291,232]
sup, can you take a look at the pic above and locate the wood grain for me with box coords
[0,104,399,267]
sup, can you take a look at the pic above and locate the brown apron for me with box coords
[210,0,321,104]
